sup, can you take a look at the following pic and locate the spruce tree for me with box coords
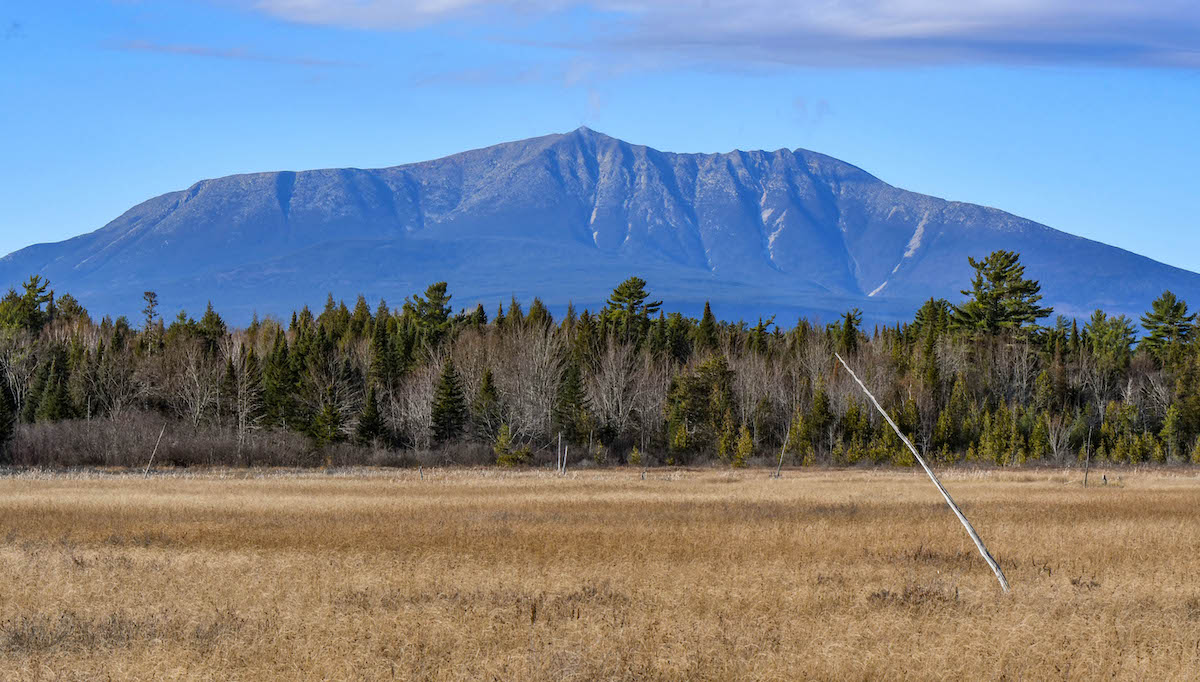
[695,301,718,350]
[431,357,467,443]
[263,333,297,428]
[1160,404,1182,461]
[553,358,589,442]
[471,367,500,438]
[34,360,69,423]
[311,403,344,447]
[22,361,49,424]
[0,390,13,464]
[220,356,237,421]
[368,314,393,389]
[356,385,385,445]
[732,422,752,468]
[838,308,862,355]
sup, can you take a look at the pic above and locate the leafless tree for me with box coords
[0,330,37,418]
[1045,412,1072,463]
[385,360,438,451]
[589,341,637,439]
[170,342,220,427]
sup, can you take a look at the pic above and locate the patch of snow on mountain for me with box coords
[903,212,930,258]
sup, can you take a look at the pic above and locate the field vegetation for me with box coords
[1,467,1197,679]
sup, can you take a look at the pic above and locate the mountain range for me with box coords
[4,127,1197,325]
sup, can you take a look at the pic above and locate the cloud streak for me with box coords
[116,40,353,68]
[245,0,1200,68]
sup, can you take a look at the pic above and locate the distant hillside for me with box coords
[4,127,1197,323]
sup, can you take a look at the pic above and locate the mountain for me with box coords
[4,127,1198,325]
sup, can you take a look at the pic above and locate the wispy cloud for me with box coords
[244,0,1200,68]
[115,40,353,68]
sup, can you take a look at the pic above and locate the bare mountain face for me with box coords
[4,127,1197,324]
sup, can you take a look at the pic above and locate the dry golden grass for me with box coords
[1,466,1198,680]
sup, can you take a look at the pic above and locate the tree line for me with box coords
[1,250,1199,468]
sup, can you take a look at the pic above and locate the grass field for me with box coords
[1,466,1198,680]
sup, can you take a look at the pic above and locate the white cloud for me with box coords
[245,0,1200,67]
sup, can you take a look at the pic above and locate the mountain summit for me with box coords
[4,128,1197,322]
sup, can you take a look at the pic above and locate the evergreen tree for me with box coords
[733,422,753,468]
[838,308,862,355]
[695,301,718,351]
[526,297,553,329]
[22,361,50,424]
[1160,404,1182,461]
[553,358,590,443]
[494,423,530,467]
[198,301,227,350]
[1085,310,1136,378]
[0,276,54,332]
[142,291,159,332]
[469,303,487,328]
[471,367,501,437]
[34,360,69,423]
[404,282,454,347]
[951,250,1052,335]
[0,390,13,464]
[263,333,297,427]
[311,404,344,447]
[355,385,385,445]
[601,276,661,346]
[431,357,467,443]
[55,293,88,324]
[1139,290,1194,365]
[368,313,394,389]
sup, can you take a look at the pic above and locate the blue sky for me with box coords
[3,1,1199,271]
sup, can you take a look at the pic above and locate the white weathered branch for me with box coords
[834,352,1011,593]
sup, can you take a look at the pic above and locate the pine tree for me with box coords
[404,282,454,347]
[601,276,661,346]
[950,250,1052,335]
[431,357,467,443]
[1139,290,1194,365]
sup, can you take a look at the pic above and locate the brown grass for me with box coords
[0,466,1198,680]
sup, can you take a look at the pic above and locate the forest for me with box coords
[0,249,1197,469]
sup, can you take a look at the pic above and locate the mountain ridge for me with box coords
[4,127,1197,324]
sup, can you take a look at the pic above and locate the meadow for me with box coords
[0,466,1197,680]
